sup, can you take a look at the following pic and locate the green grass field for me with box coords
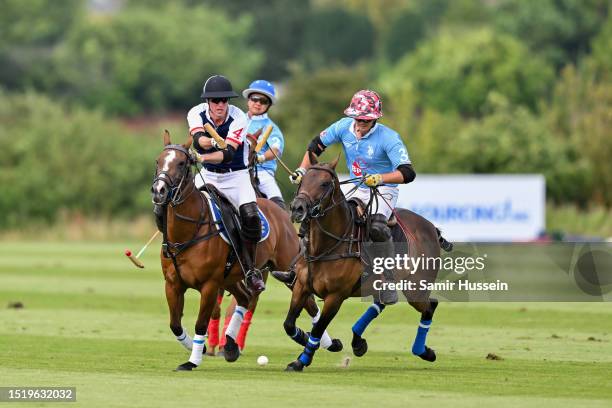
[1,241,612,407]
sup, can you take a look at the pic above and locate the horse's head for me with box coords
[290,153,341,223]
[151,130,195,206]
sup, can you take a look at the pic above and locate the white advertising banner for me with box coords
[341,174,546,242]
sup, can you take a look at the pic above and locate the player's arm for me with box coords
[199,139,239,164]
[187,105,214,151]
[289,135,328,183]
[365,135,415,187]
[257,128,283,163]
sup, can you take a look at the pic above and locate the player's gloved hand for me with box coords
[210,137,222,150]
[256,154,266,164]
[364,173,383,187]
[289,167,306,184]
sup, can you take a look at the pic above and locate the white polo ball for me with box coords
[257,355,269,366]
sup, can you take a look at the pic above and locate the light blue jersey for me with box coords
[247,114,284,174]
[319,117,411,187]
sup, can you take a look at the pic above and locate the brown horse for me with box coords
[151,131,340,371]
[282,156,444,371]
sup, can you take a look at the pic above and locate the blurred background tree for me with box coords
[0,0,84,91]
[51,3,261,115]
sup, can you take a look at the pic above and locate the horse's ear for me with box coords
[163,129,171,146]
[183,133,193,149]
[308,150,318,165]
[330,153,340,169]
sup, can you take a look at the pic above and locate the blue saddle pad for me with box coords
[204,193,270,245]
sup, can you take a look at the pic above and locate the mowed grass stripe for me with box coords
[1,334,611,402]
[2,283,612,335]
[2,304,611,364]
[3,368,611,408]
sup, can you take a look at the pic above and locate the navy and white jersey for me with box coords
[319,117,411,187]
[247,113,284,174]
[187,103,249,172]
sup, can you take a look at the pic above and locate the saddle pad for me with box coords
[202,192,270,245]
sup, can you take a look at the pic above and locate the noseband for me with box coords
[294,166,338,218]
[152,144,196,206]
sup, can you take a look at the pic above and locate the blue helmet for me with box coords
[242,80,277,105]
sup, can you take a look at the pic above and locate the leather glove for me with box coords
[210,137,222,150]
[364,173,383,187]
[289,167,306,184]
[256,154,266,164]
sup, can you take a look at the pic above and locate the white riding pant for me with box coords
[256,170,283,201]
[194,168,256,209]
[346,186,399,219]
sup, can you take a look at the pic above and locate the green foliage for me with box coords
[156,0,313,80]
[0,0,83,47]
[546,64,612,206]
[384,0,449,62]
[590,14,612,76]
[441,0,493,26]
[0,90,158,228]
[448,93,592,204]
[52,4,262,115]
[384,28,555,115]
[299,8,375,69]
[493,0,610,69]
[0,0,84,90]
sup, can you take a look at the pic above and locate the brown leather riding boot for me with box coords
[242,240,265,295]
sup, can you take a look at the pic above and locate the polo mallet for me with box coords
[266,142,294,175]
[255,125,273,153]
[204,123,227,149]
[125,230,160,268]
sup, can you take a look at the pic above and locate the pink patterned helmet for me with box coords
[343,89,383,120]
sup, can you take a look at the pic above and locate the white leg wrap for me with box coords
[176,327,193,351]
[225,306,247,340]
[188,334,206,366]
[312,309,332,349]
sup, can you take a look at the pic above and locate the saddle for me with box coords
[199,184,270,246]
[347,198,405,244]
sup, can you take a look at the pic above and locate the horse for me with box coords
[151,131,341,371]
[281,155,444,371]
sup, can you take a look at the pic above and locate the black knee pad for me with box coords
[239,202,262,242]
[370,214,391,242]
[270,196,287,210]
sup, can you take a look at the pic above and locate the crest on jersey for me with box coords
[367,144,374,158]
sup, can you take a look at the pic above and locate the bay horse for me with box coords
[282,155,444,371]
[151,131,340,371]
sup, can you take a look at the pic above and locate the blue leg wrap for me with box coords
[352,302,385,337]
[298,335,320,366]
[411,319,432,355]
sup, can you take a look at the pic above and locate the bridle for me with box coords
[294,165,343,219]
[152,144,196,207]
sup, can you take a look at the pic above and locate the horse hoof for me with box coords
[224,335,240,363]
[327,338,343,352]
[418,347,436,362]
[285,360,304,372]
[351,333,368,357]
[175,361,197,371]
